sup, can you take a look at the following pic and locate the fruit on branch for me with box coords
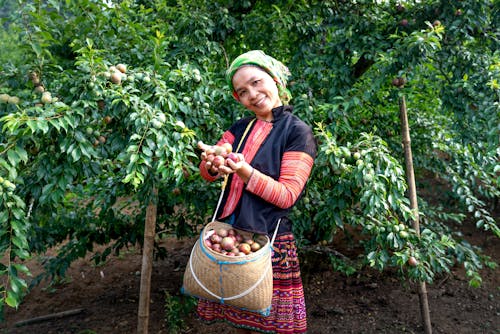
[392,77,406,87]
[41,92,52,104]
[110,71,122,85]
[8,96,20,105]
[34,85,45,94]
[116,63,127,73]
[0,94,10,103]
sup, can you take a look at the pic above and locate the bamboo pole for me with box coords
[15,308,84,327]
[399,95,433,334]
[137,186,158,334]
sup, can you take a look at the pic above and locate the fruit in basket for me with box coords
[250,242,261,252]
[238,243,251,255]
[221,236,236,251]
[229,248,240,256]
[210,233,222,244]
[212,243,222,252]
[217,228,228,237]
[206,227,264,256]
[235,233,243,243]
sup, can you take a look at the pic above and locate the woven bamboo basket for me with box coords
[181,221,273,315]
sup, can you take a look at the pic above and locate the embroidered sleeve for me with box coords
[199,160,219,181]
[246,151,314,209]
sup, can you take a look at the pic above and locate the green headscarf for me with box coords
[226,50,292,104]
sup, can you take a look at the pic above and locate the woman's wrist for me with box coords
[240,163,254,184]
[248,166,255,182]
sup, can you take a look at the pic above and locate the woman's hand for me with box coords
[222,154,254,183]
[198,141,253,182]
[198,141,220,175]
[218,153,245,175]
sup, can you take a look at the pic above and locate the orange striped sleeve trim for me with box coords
[246,151,314,209]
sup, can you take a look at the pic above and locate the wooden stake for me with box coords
[399,95,433,334]
[137,186,158,334]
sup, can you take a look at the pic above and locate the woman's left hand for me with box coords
[217,153,246,175]
[219,154,255,183]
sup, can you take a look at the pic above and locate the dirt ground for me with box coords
[0,214,498,334]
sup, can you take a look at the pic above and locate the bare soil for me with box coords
[0,218,498,334]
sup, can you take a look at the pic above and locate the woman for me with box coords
[196,50,317,334]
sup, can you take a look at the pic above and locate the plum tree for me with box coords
[0,0,497,323]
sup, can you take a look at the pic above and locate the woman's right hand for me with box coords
[198,141,219,175]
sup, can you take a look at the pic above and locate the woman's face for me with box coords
[232,65,282,121]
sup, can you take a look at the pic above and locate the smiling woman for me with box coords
[231,66,282,122]
[193,50,317,334]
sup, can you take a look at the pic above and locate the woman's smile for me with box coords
[232,66,282,121]
[253,96,267,107]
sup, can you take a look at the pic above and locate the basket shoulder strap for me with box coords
[234,118,256,154]
[211,118,256,223]
[270,219,281,246]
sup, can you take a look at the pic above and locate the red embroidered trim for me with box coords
[220,120,273,218]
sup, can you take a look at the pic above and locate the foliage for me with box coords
[0,0,498,312]
[163,291,197,334]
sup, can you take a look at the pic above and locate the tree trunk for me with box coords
[137,186,158,334]
[399,95,433,334]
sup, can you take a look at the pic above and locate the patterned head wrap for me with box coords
[226,50,292,104]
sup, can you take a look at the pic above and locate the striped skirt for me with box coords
[195,233,307,333]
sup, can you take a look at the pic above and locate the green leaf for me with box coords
[130,154,139,163]
[38,121,50,134]
[5,290,19,308]
[12,264,30,275]
[6,150,20,166]
[31,43,42,58]
[71,147,82,162]
[11,235,28,249]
